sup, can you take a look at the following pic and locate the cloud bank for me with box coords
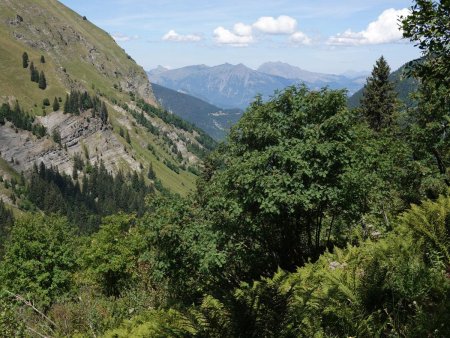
[328,8,410,45]
[162,30,201,42]
[253,15,297,35]
[112,33,139,42]
[214,15,310,47]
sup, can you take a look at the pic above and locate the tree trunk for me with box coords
[431,148,450,186]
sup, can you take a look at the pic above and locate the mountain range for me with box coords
[147,62,367,110]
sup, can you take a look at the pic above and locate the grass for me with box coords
[0,0,201,196]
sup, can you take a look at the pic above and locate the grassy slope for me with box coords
[0,0,204,195]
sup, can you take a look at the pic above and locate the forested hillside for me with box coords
[1,1,450,337]
[151,82,242,140]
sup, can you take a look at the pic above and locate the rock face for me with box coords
[0,110,141,177]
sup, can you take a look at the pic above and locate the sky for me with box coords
[59,0,422,74]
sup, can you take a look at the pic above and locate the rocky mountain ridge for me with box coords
[148,62,367,110]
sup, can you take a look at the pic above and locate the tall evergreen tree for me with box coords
[53,97,60,112]
[100,102,108,124]
[38,71,47,90]
[63,94,70,113]
[22,52,29,68]
[40,55,45,63]
[29,62,39,82]
[360,56,397,132]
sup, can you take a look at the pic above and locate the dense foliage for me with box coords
[28,161,153,233]
[0,101,46,137]
[0,2,449,336]
[64,90,109,124]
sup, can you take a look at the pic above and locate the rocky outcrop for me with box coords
[0,111,141,177]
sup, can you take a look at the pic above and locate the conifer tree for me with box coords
[147,162,156,180]
[100,102,108,124]
[125,130,131,144]
[38,71,47,90]
[53,97,60,112]
[40,55,45,63]
[63,94,69,113]
[29,62,39,82]
[360,56,397,132]
[22,52,29,68]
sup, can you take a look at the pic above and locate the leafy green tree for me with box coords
[0,293,26,337]
[0,214,76,309]
[38,71,46,89]
[53,97,60,111]
[198,86,371,283]
[0,199,14,256]
[360,56,397,131]
[401,1,450,190]
[402,0,450,88]
[43,98,50,106]
[80,213,144,297]
[140,196,223,303]
[22,52,29,68]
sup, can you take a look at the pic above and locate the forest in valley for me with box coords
[0,1,449,337]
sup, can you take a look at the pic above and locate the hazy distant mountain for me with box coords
[341,70,370,79]
[348,60,419,108]
[148,63,296,109]
[258,61,338,82]
[148,62,367,110]
[151,83,242,140]
[258,61,366,95]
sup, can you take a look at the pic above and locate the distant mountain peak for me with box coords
[147,61,366,109]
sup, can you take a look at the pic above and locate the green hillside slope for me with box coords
[0,0,215,197]
[151,82,242,140]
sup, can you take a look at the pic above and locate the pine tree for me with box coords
[125,130,131,144]
[100,102,108,124]
[63,94,69,113]
[360,56,397,132]
[147,162,156,180]
[30,62,39,82]
[40,55,45,63]
[38,71,47,90]
[53,97,60,112]
[22,52,29,68]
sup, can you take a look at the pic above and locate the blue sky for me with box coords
[60,0,421,74]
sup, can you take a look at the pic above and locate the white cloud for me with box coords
[328,8,410,46]
[213,15,309,47]
[162,30,201,42]
[289,31,312,45]
[213,26,254,47]
[233,22,253,37]
[252,15,297,35]
[112,33,139,42]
